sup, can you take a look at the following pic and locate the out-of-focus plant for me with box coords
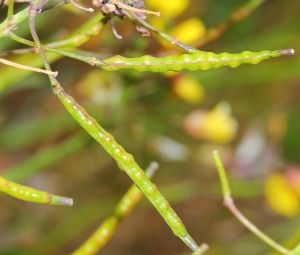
[183,101,238,144]
[0,0,299,254]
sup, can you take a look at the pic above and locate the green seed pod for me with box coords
[100,49,293,72]
[0,176,72,206]
[54,85,199,251]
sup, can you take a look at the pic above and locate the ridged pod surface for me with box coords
[100,50,283,72]
[0,176,72,206]
[54,85,199,251]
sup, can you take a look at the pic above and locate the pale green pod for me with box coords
[0,176,73,206]
[100,49,294,72]
[54,85,199,251]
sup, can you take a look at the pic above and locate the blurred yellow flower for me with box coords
[152,17,206,48]
[144,0,206,48]
[145,0,189,19]
[172,75,205,104]
[265,173,300,217]
[169,18,206,45]
[183,102,238,144]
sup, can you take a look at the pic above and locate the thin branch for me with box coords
[213,151,291,255]
[7,0,14,20]
[193,0,266,49]
[0,57,58,75]
[127,10,200,54]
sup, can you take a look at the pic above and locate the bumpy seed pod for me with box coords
[54,85,199,251]
[100,49,294,72]
[0,176,72,206]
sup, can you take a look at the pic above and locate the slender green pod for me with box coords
[0,176,73,206]
[54,84,199,251]
[72,162,158,255]
[99,49,294,72]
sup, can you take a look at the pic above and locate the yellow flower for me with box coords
[169,18,206,45]
[144,0,206,48]
[265,173,300,217]
[145,0,189,19]
[172,75,205,104]
[183,102,238,144]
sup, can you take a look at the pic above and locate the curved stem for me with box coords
[213,151,291,255]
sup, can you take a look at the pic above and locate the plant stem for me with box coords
[193,0,266,49]
[7,31,100,65]
[127,10,200,54]
[7,0,14,20]
[213,151,291,255]
[0,7,29,37]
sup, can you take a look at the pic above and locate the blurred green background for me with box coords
[0,0,300,254]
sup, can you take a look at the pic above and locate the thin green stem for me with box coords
[159,0,266,57]
[28,1,59,86]
[5,11,104,62]
[213,151,291,255]
[7,31,100,65]
[0,7,29,37]
[193,0,266,49]
[7,0,14,20]
[71,162,159,255]
[0,0,72,38]
[213,151,231,199]
[127,10,200,54]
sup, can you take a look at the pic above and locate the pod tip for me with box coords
[277,49,295,56]
[51,195,73,206]
[182,234,199,252]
